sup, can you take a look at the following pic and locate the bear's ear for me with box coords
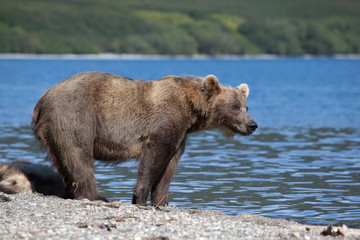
[237,83,249,100]
[202,74,220,95]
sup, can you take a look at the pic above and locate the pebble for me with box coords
[1,192,360,239]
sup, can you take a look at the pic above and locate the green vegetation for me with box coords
[1,0,359,55]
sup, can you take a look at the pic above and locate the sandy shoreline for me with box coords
[0,193,359,240]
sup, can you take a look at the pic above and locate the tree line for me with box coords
[1,0,359,55]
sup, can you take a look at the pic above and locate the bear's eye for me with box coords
[12,180,17,186]
[232,104,240,110]
[246,106,249,112]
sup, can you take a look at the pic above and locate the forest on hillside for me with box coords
[1,0,359,55]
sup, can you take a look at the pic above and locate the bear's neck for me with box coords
[185,93,213,134]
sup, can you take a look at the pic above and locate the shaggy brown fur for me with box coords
[32,72,257,205]
[0,161,67,198]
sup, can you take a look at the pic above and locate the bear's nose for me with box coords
[248,121,258,132]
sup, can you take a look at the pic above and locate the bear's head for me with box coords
[201,74,257,138]
[0,173,32,194]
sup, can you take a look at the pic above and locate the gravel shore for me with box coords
[0,193,359,240]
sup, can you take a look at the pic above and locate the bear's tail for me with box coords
[31,98,44,143]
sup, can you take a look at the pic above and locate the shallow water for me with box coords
[0,57,359,227]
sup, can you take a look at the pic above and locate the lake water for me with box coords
[0,56,359,228]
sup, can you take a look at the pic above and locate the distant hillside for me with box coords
[1,0,359,55]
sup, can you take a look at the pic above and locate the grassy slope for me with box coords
[0,0,359,54]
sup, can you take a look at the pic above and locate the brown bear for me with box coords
[0,161,67,198]
[0,162,32,194]
[32,72,257,205]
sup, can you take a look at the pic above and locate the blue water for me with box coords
[1,56,359,227]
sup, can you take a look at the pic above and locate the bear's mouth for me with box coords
[0,186,17,194]
[222,123,254,136]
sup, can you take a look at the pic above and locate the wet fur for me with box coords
[32,72,256,205]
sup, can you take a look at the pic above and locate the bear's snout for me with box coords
[248,121,258,132]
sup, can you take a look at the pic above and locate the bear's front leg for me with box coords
[151,137,186,206]
[132,142,178,205]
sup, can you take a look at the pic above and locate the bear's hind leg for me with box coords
[51,144,107,201]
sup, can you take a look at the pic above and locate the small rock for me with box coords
[291,232,301,239]
[76,223,88,228]
[0,195,11,202]
[321,225,344,237]
[153,237,170,240]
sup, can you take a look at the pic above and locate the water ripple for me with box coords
[1,125,359,228]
